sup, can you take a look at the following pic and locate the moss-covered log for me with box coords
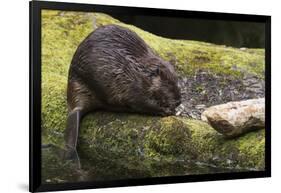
[41,10,265,179]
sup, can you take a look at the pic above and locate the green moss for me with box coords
[41,10,265,172]
[79,112,146,159]
[41,73,67,147]
[144,117,195,159]
[180,119,265,169]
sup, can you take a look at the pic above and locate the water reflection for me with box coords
[42,145,246,184]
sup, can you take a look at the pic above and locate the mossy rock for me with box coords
[41,10,265,178]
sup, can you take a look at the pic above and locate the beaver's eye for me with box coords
[149,67,160,77]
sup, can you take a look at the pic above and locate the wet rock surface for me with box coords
[176,70,264,119]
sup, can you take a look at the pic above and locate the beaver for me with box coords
[64,24,181,163]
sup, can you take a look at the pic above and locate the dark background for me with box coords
[111,14,265,48]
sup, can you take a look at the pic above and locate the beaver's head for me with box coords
[144,58,181,116]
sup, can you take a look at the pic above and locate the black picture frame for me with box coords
[29,1,271,192]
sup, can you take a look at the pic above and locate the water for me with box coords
[41,145,246,184]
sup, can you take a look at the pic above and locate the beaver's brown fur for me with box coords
[64,25,181,161]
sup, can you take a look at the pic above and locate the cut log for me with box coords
[201,98,265,137]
